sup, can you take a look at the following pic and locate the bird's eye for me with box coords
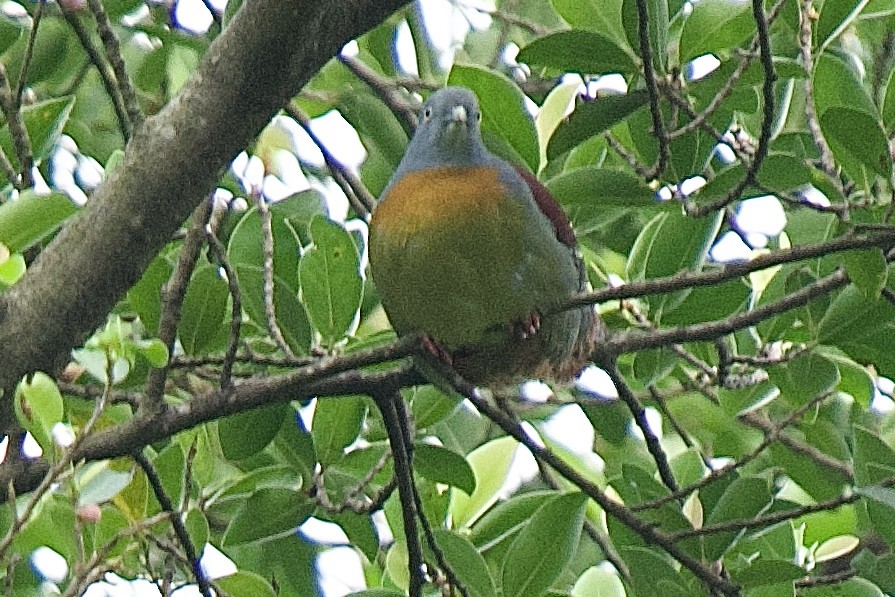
[476,111,482,123]
[423,106,433,120]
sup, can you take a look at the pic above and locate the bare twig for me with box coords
[134,451,212,597]
[287,102,376,217]
[144,199,214,411]
[205,230,241,388]
[0,65,32,188]
[254,194,294,357]
[85,0,143,130]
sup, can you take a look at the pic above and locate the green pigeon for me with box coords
[368,87,600,386]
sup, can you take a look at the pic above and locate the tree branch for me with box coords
[0,0,411,431]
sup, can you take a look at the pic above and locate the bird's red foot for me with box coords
[512,310,541,340]
[422,335,453,366]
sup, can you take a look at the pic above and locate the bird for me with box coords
[368,86,600,387]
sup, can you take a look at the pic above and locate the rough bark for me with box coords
[0,0,410,429]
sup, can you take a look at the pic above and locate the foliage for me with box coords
[1,0,895,596]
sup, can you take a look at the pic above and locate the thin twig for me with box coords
[685,0,777,217]
[0,64,32,188]
[254,194,294,357]
[338,54,419,131]
[85,0,143,129]
[634,0,668,180]
[205,230,241,388]
[144,199,214,411]
[134,451,212,597]
[374,390,426,596]
[59,4,133,139]
[287,102,376,217]
[428,360,741,596]
[15,0,44,105]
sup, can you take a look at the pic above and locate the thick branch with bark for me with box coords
[0,0,409,430]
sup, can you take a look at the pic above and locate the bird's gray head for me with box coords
[397,87,490,173]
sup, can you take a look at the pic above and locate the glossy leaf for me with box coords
[703,476,773,559]
[414,443,476,495]
[223,487,314,546]
[312,395,366,465]
[819,107,891,180]
[431,529,495,597]
[0,96,75,184]
[501,492,587,597]
[551,0,628,44]
[517,30,637,76]
[299,216,363,346]
[14,372,63,455]
[767,352,840,405]
[450,436,518,528]
[219,404,289,461]
[179,265,228,355]
[546,91,649,159]
[0,191,78,253]
[679,0,754,63]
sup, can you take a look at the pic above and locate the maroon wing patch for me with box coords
[513,166,577,249]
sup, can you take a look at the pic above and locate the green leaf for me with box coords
[703,476,773,559]
[228,205,301,288]
[843,249,887,298]
[819,107,891,180]
[619,547,687,597]
[346,590,406,597]
[767,352,840,405]
[819,350,875,407]
[236,266,312,355]
[179,265,228,355]
[0,191,79,253]
[0,96,75,184]
[732,559,805,588]
[410,385,461,429]
[0,251,25,286]
[571,566,627,597]
[450,436,518,527]
[219,404,289,461]
[414,443,476,495]
[882,67,895,134]
[813,52,877,118]
[815,0,869,49]
[622,0,669,72]
[818,284,895,344]
[223,487,314,546]
[15,372,64,455]
[151,443,186,510]
[627,210,722,280]
[0,16,23,54]
[551,0,628,45]
[546,90,649,159]
[312,396,366,465]
[298,216,363,346]
[216,571,277,597]
[431,529,495,597]
[517,30,637,77]
[800,578,886,597]
[501,492,587,597]
[468,490,558,550]
[448,64,540,172]
[679,0,754,63]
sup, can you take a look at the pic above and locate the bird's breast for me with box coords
[371,166,510,237]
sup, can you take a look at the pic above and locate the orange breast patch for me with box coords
[372,166,507,236]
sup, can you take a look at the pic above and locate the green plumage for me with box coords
[369,87,599,386]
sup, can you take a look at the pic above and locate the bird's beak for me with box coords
[449,105,468,124]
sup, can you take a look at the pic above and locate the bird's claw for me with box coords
[512,310,541,340]
[422,335,453,366]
